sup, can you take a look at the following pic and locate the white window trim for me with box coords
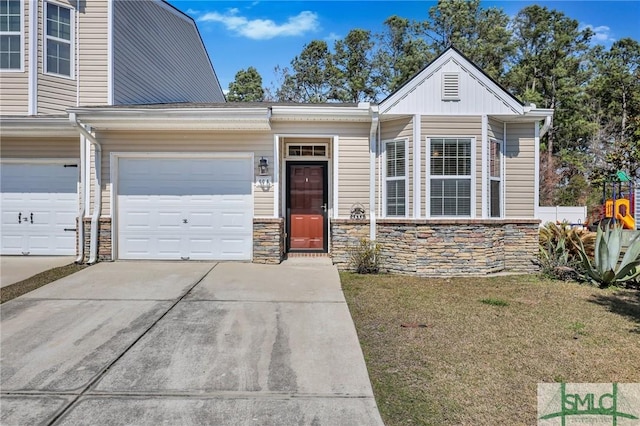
[284,142,330,159]
[489,138,502,218]
[0,0,24,72]
[426,136,476,219]
[383,138,409,218]
[43,0,74,79]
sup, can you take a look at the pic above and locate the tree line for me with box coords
[227,0,640,210]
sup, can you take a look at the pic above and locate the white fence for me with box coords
[538,206,587,226]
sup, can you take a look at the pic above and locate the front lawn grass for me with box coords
[341,273,640,425]
[0,263,87,304]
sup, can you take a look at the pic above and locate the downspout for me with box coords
[539,115,552,138]
[75,133,85,263]
[70,113,102,264]
[369,106,379,241]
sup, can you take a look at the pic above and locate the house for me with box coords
[66,47,552,275]
[0,0,224,258]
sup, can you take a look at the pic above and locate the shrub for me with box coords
[576,224,640,287]
[349,238,381,274]
[537,222,596,281]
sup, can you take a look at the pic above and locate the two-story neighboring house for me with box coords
[0,0,224,256]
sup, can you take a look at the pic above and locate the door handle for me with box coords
[182,219,188,224]
[320,204,327,212]
[18,212,21,223]
[30,213,33,224]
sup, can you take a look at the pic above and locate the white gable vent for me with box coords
[442,73,460,100]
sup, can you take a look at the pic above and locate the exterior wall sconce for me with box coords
[255,157,272,190]
[258,157,269,175]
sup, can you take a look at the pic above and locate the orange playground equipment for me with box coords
[600,171,636,230]
[604,198,635,230]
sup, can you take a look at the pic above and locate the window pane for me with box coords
[0,34,19,69]
[8,14,18,31]
[314,146,326,156]
[386,180,406,216]
[0,34,7,50]
[59,57,70,76]
[0,16,7,31]
[431,138,471,177]
[430,178,471,216]
[9,0,20,14]
[491,180,500,217]
[386,141,405,178]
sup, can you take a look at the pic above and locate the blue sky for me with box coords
[166,1,640,92]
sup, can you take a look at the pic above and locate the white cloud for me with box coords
[198,9,319,40]
[580,23,615,45]
[324,32,341,42]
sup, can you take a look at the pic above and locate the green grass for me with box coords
[480,297,509,306]
[341,273,640,425]
[0,263,87,303]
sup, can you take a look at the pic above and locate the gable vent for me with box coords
[442,73,460,100]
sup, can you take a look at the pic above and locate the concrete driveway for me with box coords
[0,256,76,288]
[0,261,383,425]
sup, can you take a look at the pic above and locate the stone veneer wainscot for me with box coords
[331,219,540,276]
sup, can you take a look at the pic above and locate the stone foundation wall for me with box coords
[82,217,112,262]
[253,218,284,264]
[331,219,539,276]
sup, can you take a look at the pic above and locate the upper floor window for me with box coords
[385,140,407,217]
[0,0,22,70]
[45,2,72,77]
[429,138,472,216]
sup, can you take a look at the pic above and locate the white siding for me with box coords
[113,0,224,104]
[504,122,536,218]
[381,57,521,116]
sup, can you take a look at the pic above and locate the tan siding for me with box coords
[0,0,29,115]
[505,122,536,218]
[78,0,108,106]
[380,117,413,217]
[0,136,79,158]
[37,0,76,114]
[422,116,482,217]
[338,135,370,217]
[488,117,504,141]
[273,121,371,218]
[93,131,273,217]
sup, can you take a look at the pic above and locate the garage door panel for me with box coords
[0,163,77,255]
[118,157,253,260]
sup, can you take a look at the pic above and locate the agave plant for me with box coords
[576,224,640,287]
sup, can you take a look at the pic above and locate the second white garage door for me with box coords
[117,156,253,260]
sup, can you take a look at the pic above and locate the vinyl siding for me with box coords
[380,117,413,218]
[0,0,29,115]
[488,117,504,141]
[273,121,371,218]
[504,122,536,218]
[78,0,108,106]
[113,0,224,104]
[422,116,482,218]
[92,130,273,217]
[0,136,79,158]
[37,0,76,114]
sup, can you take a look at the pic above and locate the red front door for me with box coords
[287,163,327,251]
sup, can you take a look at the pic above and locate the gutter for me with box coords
[539,115,552,138]
[369,105,379,241]
[70,113,102,264]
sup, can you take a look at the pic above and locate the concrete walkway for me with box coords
[0,256,76,288]
[0,261,383,425]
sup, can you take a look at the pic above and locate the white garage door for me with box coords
[117,157,253,260]
[1,162,78,255]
